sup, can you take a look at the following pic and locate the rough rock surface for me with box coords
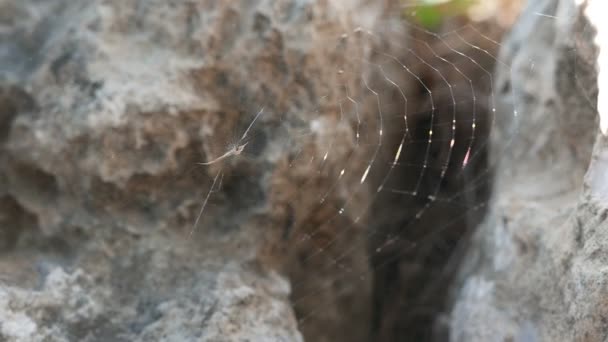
[449,0,608,341]
[0,0,390,341]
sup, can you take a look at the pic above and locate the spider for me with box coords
[197,142,248,165]
[198,107,264,165]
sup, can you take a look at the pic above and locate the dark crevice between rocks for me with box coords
[367,30,498,342]
[368,146,491,341]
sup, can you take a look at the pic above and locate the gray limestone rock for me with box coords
[449,0,608,341]
[0,0,388,340]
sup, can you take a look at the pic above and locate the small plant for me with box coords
[405,0,477,29]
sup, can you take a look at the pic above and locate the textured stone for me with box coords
[449,0,608,341]
[0,0,388,340]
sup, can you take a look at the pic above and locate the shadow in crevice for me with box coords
[367,23,499,342]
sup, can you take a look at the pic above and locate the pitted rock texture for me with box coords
[449,0,608,341]
[0,0,390,341]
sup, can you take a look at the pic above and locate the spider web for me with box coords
[262,3,527,340]
[180,8,528,341]
[103,0,558,339]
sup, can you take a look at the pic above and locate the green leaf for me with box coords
[416,5,443,29]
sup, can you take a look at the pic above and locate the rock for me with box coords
[0,0,390,340]
[449,0,608,341]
